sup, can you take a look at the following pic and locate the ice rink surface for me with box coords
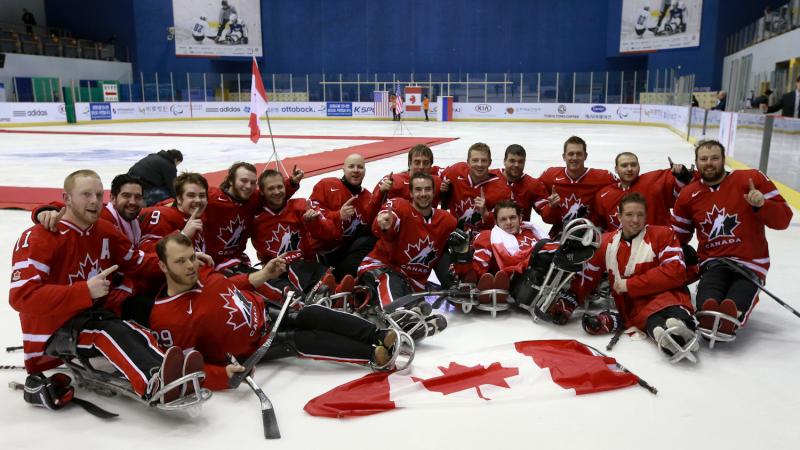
[0,119,798,450]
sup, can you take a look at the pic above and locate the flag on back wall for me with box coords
[249,56,269,143]
[394,84,404,114]
[304,339,641,418]
[404,86,422,112]
[373,91,389,117]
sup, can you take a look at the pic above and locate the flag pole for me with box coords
[252,55,287,177]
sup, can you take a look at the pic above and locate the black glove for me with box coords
[23,373,74,411]
[673,165,693,184]
[681,244,698,266]
[448,228,472,263]
[576,204,588,219]
[582,310,622,335]
[545,291,578,325]
[242,36,248,44]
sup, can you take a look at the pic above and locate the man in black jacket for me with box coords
[128,149,183,206]
[763,76,800,118]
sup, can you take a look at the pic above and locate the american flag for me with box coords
[394,85,405,114]
[374,91,390,117]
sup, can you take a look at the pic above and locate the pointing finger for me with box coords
[98,265,119,279]
[480,187,485,199]
[189,207,200,221]
[343,196,356,207]
[749,178,756,191]
[292,164,298,174]
[56,207,66,219]
[668,156,674,167]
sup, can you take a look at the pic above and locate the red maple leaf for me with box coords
[411,361,519,400]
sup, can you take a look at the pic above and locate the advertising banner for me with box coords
[620,0,702,53]
[172,0,263,57]
[0,102,67,124]
[326,102,353,117]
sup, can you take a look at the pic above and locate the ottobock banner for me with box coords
[172,0,263,57]
[620,0,702,53]
[0,102,67,124]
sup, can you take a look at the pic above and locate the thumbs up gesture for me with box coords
[547,185,560,207]
[88,265,119,299]
[744,178,765,207]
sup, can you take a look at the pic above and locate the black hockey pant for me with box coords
[696,261,759,323]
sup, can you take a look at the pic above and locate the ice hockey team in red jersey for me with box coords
[7,135,794,415]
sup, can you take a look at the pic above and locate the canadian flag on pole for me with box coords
[304,340,641,418]
[249,56,269,144]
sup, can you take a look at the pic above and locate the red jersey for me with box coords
[309,177,379,253]
[9,219,157,373]
[460,224,559,278]
[442,162,513,233]
[250,198,340,263]
[139,205,206,254]
[371,171,442,207]
[573,225,693,330]
[538,167,616,236]
[671,169,792,280]
[491,169,552,222]
[359,198,457,290]
[149,268,263,391]
[203,187,260,269]
[594,169,683,231]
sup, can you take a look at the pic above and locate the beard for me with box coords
[700,165,725,183]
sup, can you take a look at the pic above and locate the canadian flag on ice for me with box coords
[304,340,641,418]
[249,56,269,144]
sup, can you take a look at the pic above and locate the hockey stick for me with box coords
[606,327,624,351]
[228,354,280,439]
[585,344,658,395]
[6,345,22,352]
[228,291,295,389]
[717,258,800,320]
[0,365,24,370]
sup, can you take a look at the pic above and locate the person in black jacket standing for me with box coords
[128,149,183,206]
[763,76,800,118]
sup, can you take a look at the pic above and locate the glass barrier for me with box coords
[766,117,800,191]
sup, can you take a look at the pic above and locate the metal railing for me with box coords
[725,0,800,55]
[7,68,694,105]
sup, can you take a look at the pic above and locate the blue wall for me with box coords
[44,0,777,90]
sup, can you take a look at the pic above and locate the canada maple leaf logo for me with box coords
[561,194,587,223]
[343,211,363,237]
[219,287,258,335]
[404,236,438,267]
[217,215,246,249]
[699,205,740,240]
[67,254,101,286]
[411,361,519,400]
[264,223,301,255]
[455,198,477,224]
[607,212,621,230]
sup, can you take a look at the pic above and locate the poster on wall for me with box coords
[172,0,262,57]
[619,0,702,53]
